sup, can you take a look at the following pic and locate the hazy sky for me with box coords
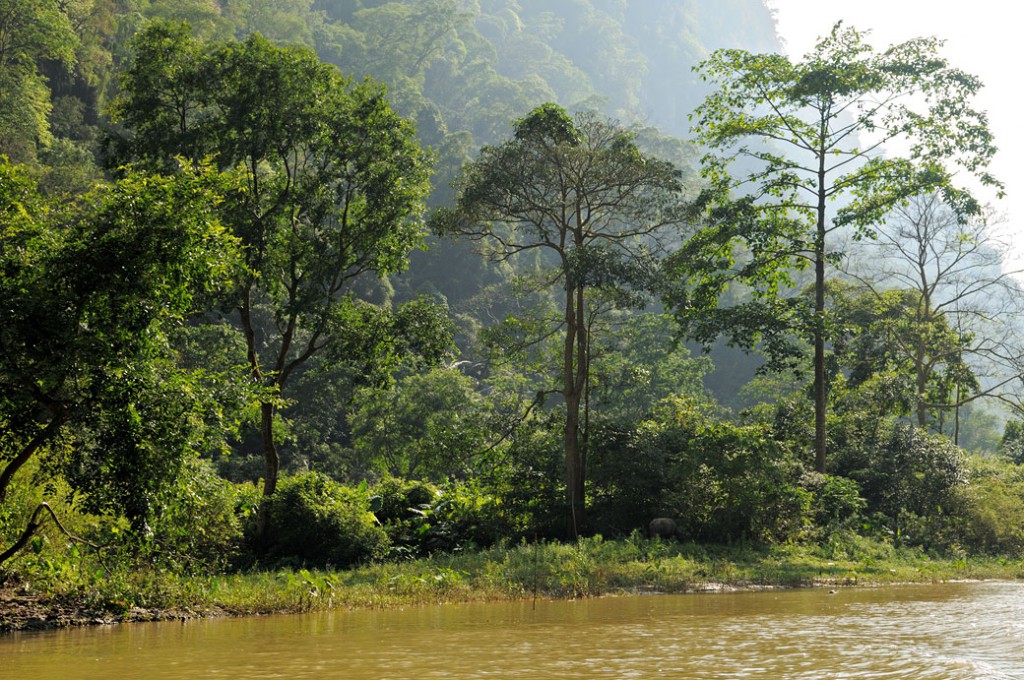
[768,0,1023,268]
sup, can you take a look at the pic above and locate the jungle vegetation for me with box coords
[3,0,1024,597]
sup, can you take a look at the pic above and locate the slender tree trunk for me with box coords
[259,401,280,498]
[0,507,47,568]
[240,288,280,545]
[0,503,101,569]
[563,283,587,539]
[915,349,929,429]
[954,385,962,446]
[813,149,828,473]
[575,282,588,528]
[239,289,281,501]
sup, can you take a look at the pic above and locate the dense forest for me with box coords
[3,0,1024,587]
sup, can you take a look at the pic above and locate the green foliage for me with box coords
[321,296,456,389]
[800,471,866,530]
[998,420,1024,465]
[415,479,517,552]
[955,456,1024,555]
[828,278,979,432]
[634,399,810,543]
[260,472,389,568]
[7,0,1024,600]
[496,411,567,539]
[435,102,688,536]
[373,478,437,525]
[372,477,526,555]
[371,476,437,556]
[145,460,259,572]
[0,160,243,549]
[0,0,79,161]
[670,22,1001,472]
[586,424,668,536]
[349,368,490,481]
[954,406,1002,455]
[830,418,967,546]
[111,22,436,501]
[588,312,714,424]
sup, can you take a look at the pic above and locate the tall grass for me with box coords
[9,532,1020,623]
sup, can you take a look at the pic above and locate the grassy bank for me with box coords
[3,533,1022,632]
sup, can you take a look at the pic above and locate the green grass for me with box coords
[8,532,1021,624]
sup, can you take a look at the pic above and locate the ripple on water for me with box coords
[0,582,1022,679]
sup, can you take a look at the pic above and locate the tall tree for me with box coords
[844,194,1024,434]
[828,282,976,429]
[673,23,1000,472]
[0,0,78,161]
[433,103,686,537]
[111,23,434,512]
[0,160,240,565]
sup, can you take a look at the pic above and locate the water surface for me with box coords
[2,582,1022,679]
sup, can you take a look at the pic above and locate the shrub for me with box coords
[831,420,966,521]
[371,477,438,557]
[800,471,865,529]
[261,472,389,568]
[998,420,1024,465]
[955,456,1024,555]
[647,399,810,543]
[418,479,517,552]
[148,459,258,572]
[497,413,566,540]
[830,419,969,550]
[587,423,668,537]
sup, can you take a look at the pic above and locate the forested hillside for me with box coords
[4,0,1024,592]
[1,0,779,299]
[2,0,780,184]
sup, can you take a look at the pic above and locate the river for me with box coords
[1,581,1021,678]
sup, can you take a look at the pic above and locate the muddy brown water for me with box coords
[1,582,1022,678]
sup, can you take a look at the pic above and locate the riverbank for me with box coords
[3,535,1022,633]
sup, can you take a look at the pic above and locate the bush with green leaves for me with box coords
[260,472,389,568]
[587,423,668,536]
[146,459,259,572]
[831,419,966,521]
[645,398,810,543]
[998,420,1024,465]
[416,479,520,553]
[800,471,866,530]
[496,412,567,540]
[371,477,438,557]
[371,476,528,555]
[954,455,1024,555]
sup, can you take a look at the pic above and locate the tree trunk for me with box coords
[253,400,280,547]
[563,283,587,539]
[0,410,65,503]
[259,401,280,498]
[915,352,929,429]
[240,289,281,545]
[564,388,584,539]
[954,385,962,446]
[0,506,45,568]
[0,503,101,569]
[813,149,828,473]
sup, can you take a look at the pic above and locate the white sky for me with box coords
[768,0,1024,270]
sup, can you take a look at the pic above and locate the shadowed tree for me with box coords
[111,23,436,528]
[433,103,687,537]
[0,160,241,566]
